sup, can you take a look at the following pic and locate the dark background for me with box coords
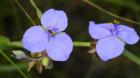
[0,0,140,78]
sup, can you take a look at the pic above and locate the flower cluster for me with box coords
[89,21,140,61]
[22,9,73,61]
[22,9,140,62]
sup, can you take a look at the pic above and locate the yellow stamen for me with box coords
[48,29,55,36]
[113,20,120,24]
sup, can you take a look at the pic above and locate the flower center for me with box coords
[110,20,120,36]
[45,26,59,36]
[112,24,119,35]
[48,29,55,36]
[40,26,58,37]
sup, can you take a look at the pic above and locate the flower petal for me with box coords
[46,32,73,61]
[89,21,112,39]
[96,36,125,61]
[117,25,139,44]
[22,26,48,53]
[41,9,68,32]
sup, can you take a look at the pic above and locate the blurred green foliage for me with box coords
[0,36,9,50]
[0,0,140,78]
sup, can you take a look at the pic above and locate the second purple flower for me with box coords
[89,21,139,61]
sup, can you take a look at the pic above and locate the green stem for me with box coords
[9,41,22,48]
[0,41,139,73]
[0,63,26,72]
[83,0,140,26]
[14,0,36,25]
[29,0,42,19]
[73,41,91,47]
[74,41,140,66]
[9,41,91,48]
[9,41,140,66]
[11,0,140,66]
[124,50,140,65]
[0,50,28,78]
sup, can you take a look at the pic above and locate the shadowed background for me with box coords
[0,0,140,78]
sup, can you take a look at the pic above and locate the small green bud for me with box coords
[41,57,49,69]
[12,50,27,59]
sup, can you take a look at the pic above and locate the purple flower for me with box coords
[22,9,73,61]
[89,21,140,61]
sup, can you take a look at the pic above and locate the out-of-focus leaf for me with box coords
[0,50,28,78]
[0,36,10,50]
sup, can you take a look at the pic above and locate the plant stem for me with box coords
[83,0,140,26]
[124,50,140,65]
[0,41,139,73]
[9,41,22,48]
[0,50,28,78]
[29,0,42,19]
[14,0,36,25]
[0,63,26,72]
[9,41,91,48]
[73,41,91,47]
[11,0,140,66]
[9,41,140,66]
